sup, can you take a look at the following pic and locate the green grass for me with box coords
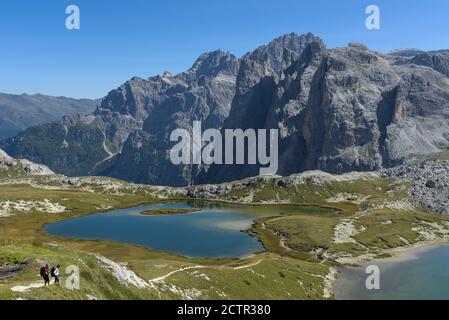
[153,253,331,300]
[0,241,331,300]
[225,176,406,212]
[265,215,338,254]
[1,171,449,300]
[0,252,27,264]
[254,207,449,265]
[353,209,449,250]
[0,243,160,300]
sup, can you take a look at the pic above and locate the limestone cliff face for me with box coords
[2,34,449,186]
[202,42,449,183]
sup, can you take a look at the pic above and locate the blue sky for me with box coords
[1,0,448,99]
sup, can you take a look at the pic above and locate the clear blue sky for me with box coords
[1,0,448,99]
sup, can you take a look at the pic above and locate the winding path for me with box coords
[148,259,264,283]
[233,259,263,270]
[148,266,206,283]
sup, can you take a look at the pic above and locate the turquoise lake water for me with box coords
[44,202,280,258]
[44,202,336,258]
[334,244,449,300]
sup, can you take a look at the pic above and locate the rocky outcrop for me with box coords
[188,170,379,200]
[384,159,449,214]
[0,149,54,175]
[0,149,14,167]
[412,51,449,77]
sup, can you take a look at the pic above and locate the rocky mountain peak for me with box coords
[187,50,240,79]
[234,33,325,97]
[244,32,325,74]
[161,71,174,80]
[347,42,369,51]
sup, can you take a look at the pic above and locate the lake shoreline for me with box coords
[44,202,271,259]
[337,238,449,267]
[333,240,449,299]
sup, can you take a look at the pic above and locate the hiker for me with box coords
[40,264,50,286]
[51,265,61,284]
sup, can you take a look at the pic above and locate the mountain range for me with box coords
[0,93,98,140]
[1,33,449,186]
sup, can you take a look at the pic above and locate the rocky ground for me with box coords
[0,261,29,280]
[383,159,449,214]
[186,171,380,200]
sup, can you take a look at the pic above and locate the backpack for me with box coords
[40,267,46,277]
[50,267,56,277]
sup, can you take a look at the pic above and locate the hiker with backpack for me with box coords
[51,265,61,284]
[40,264,50,286]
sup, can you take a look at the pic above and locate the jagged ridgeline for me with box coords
[1,33,449,186]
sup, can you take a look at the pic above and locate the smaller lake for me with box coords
[45,202,336,259]
[335,244,449,300]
